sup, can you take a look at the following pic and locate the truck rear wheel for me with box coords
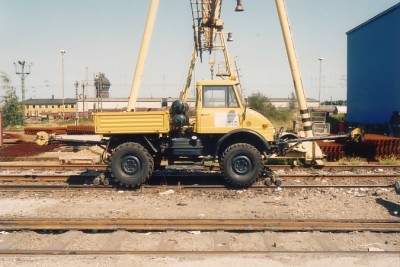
[110,142,154,187]
[220,143,262,188]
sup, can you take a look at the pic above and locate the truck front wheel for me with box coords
[110,142,154,187]
[220,143,262,188]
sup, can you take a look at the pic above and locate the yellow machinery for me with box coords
[93,0,362,188]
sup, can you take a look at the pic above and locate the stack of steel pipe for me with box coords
[317,134,400,161]
[316,141,345,161]
[361,134,400,159]
[66,125,95,135]
[0,142,56,158]
[24,125,96,135]
[344,134,400,160]
[24,126,67,135]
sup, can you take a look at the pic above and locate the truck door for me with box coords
[196,84,242,134]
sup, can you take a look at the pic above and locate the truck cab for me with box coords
[194,79,274,142]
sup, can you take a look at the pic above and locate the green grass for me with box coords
[377,155,400,165]
[336,157,365,165]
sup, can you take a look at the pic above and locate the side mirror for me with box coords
[161,98,168,108]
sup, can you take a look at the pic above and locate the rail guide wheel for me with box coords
[93,172,110,186]
[263,168,282,187]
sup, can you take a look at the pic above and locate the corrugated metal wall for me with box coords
[347,4,400,124]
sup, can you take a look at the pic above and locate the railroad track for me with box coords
[0,173,399,181]
[0,164,108,171]
[0,163,400,172]
[0,172,397,191]
[1,218,398,255]
[0,183,395,192]
[1,250,398,256]
[1,218,399,232]
[0,163,398,192]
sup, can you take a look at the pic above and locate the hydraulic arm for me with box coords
[275,0,313,137]
[126,0,160,111]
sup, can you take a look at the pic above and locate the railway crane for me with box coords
[87,0,363,188]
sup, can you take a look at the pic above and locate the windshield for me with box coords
[202,85,240,108]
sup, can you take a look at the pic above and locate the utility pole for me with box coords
[14,60,32,119]
[85,67,88,119]
[74,81,79,125]
[99,75,103,112]
[318,58,324,107]
[60,50,66,120]
[82,83,86,119]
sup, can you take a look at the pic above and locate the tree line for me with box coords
[247,92,297,124]
[0,72,24,127]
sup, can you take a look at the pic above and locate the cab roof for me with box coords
[196,79,238,86]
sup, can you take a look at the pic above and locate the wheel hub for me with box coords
[232,155,252,175]
[121,155,141,175]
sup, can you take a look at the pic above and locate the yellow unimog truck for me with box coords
[94,79,361,188]
[94,79,278,188]
[92,0,363,188]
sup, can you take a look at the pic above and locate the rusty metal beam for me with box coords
[0,218,399,232]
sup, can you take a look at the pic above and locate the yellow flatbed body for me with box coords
[93,110,170,134]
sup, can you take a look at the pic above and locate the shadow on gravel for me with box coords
[376,198,400,218]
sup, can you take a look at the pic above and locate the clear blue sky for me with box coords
[0,0,399,102]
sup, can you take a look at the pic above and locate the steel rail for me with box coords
[281,174,400,178]
[0,218,399,232]
[0,173,398,182]
[0,164,399,172]
[0,164,107,170]
[145,184,395,189]
[0,175,77,182]
[0,184,113,191]
[0,250,398,256]
[0,183,395,192]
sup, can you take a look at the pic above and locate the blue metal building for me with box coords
[347,3,400,124]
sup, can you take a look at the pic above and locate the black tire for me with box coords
[110,142,154,187]
[220,143,262,188]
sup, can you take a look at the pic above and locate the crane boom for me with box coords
[180,47,197,101]
[181,0,235,101]
[127,0,160,112]
[190,0,222,60]
[275,0,313,137]
[126,0,312,137]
